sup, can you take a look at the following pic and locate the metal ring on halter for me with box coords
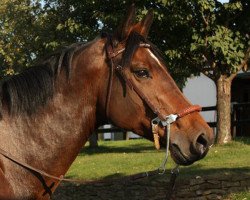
[151,106,201,173]
[105,35,200,179]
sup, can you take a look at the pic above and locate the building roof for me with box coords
[236,71,250,79]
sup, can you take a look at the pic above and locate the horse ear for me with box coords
[133,9,154,38]
[114,4,136,42]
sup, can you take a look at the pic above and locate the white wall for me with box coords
[183,73,217,123]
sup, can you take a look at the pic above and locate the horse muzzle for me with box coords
[169,143,209,166]
[169,131,212,166]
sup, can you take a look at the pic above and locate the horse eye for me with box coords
[133,69,150,79]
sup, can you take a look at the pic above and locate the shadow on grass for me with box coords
[79,143,156,155]
[180,165,250,178]
[80,137,250,156]
[53,167,250,200]
[65,172,126,181]
[65,166,250,181]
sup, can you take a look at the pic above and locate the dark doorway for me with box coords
[231,72,250,137]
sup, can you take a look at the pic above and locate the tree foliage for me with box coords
[153,0,249,143]
[0,0,249,143]
[1,0,249,79]
[0,0,192,86]
[152,0,249,81]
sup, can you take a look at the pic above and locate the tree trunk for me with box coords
[89,133,98,148]
[216,75,232,144]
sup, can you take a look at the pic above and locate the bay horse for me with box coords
[0,6,214,200]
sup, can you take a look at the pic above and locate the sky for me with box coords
[218,0,229,3]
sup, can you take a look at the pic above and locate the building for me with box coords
[183,72,250,137]
[231,72,250,136]
[183,73,217,125]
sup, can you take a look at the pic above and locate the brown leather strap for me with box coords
[0,148,164,185]
[0,148,81,183]
[152,123,161,150]
[115,65,166,120]
[105,38,155,119]
[105,39,115,119]
[105,38,201,122]
[105,38,165,120]
[0,36,201,196]
[177,105,201,118]
[108,48,125,59]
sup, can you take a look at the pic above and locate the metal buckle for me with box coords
[162,114,178,126]
[151,114,178,127]
[151,117,161,126]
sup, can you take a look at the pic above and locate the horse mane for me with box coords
[0,33,165,118]
[0,42,87,117]
[121,31,167,69]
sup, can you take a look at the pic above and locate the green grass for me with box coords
[63,137,250,199]
[66,139,167,180]
[66,137,250,180]
[228,191,250,200]
[180,137,250,176]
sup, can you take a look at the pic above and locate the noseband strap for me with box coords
[151,105,201,150]
[151,105,202,127]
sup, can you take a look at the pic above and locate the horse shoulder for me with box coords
[0,164,15,200]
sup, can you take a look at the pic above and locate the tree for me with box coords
[0,0,192,86]
[0,0,42,77]
[1,0,249,144]
[149,0,249,144]
[0,0,109,78]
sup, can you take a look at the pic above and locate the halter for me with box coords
[104,35,202,150]
[0,36,202,199]
[105,36,202,198]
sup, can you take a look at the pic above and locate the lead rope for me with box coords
[151,105,202,199]
[0,35,201,198]
[158,122,171,175]
[151,114,180,199]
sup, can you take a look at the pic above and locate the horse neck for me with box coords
[33,45,105,173]
[1,40,106,179]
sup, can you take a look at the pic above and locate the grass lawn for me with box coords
[227,192,250,200]
[67,137,250,180]
[65,137,250,199]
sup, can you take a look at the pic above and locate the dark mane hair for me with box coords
[121,31,167,69]
[0,42,87,117]
[0,33,166,118]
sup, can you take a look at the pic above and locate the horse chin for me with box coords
[169,144,195,166]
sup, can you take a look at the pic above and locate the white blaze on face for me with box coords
[146,49,164,69]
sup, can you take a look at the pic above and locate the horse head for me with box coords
[99,5,214,166]
[0,5,216,199]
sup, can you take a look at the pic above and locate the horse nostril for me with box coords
[197,133,208,147]
[195,133,208,155]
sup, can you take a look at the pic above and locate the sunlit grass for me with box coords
[225,191,250,200]
[66,139,171,180]
[62,138,250,199]
[180,137,250,176]
[66,137,250,180]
